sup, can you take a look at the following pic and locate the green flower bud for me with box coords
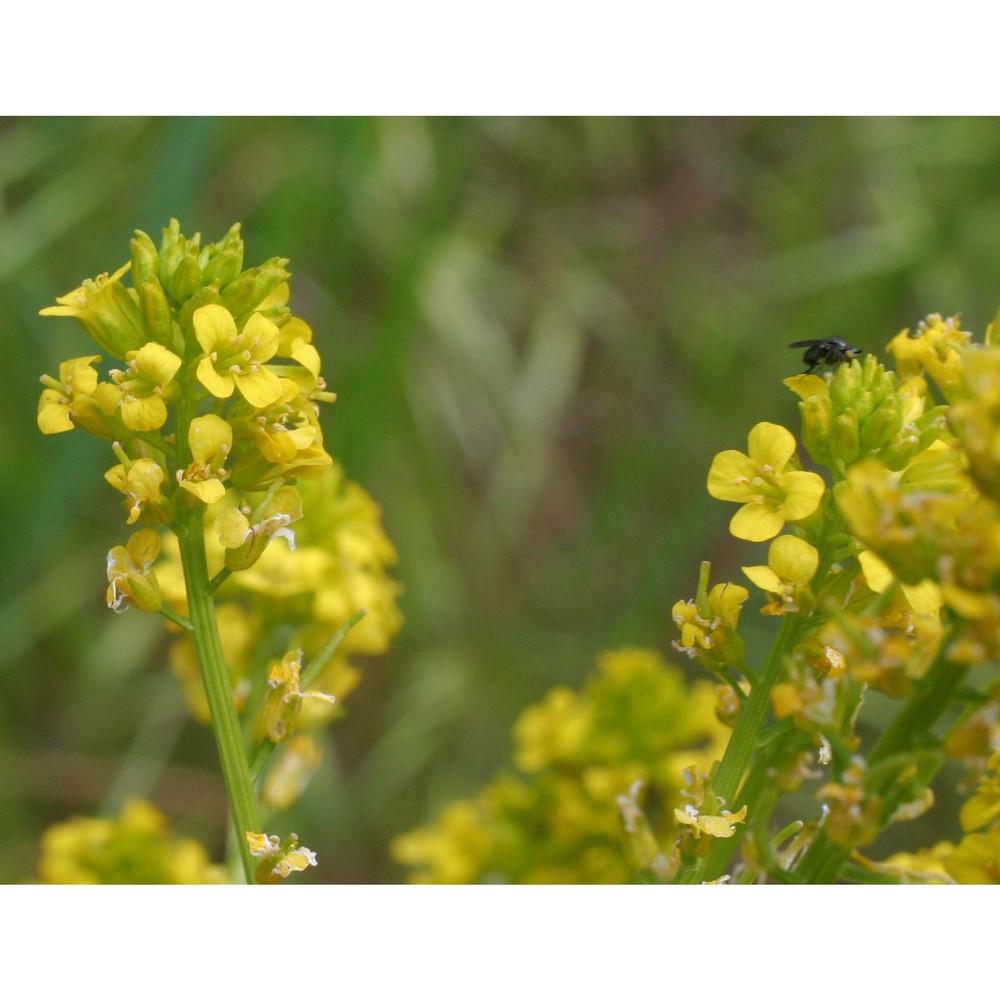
[130,230,160,285]
[831,411,860,464]
[157,218,184,287]
[879,431,920,471]
[799,394,833,467]
[859,396,902,453]
[167,247,203,305]
[202,246,244,289]
[137,279,175,346]
[830,358,864,411]
[218,270,258,316]
[221,258,291,320]
[201,223,244,286]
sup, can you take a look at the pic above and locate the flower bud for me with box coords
[202,223,245,287]
[167,246,203,305]
[129,230,161,285]
[799,393,833,467]
[221,258,292,320]
[831,411,860,464]
[859,395,902,453]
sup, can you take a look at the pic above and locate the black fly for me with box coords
[789,338,862,375]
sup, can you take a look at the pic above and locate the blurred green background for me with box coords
[3,117,999,883]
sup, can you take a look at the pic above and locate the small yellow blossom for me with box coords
[246,830,318,884]
[39,262,146,358]
[672,579,749,671]
[106,528,162,613]
[742,533,819,615]
[194,304,284,409]
[111,342,182,431]
[257,649,337,744]
[887,313,970,398]
[105,457,170,525]
[37,355,102,434]
[707,422,825,541]
[673,802,748,839]
[178,414,232,504]
[214,484,302,571]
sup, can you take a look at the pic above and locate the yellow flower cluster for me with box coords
[681,314,1000,881]
[37,220,403,818]
[38,799,228,884]
[37,220,340,603]
[392,648,731,883]
[158,459,402,793]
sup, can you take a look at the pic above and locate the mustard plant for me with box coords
[396,313,1000,884]
[37,221,402,884]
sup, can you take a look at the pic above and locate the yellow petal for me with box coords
[730,504,784,542]
[193,304,238,354]
[179,479,227,504]
[234,368,284,409]
[747,422,796,469]
[196,356,235,399]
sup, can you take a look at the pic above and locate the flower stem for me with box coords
[176,505,259,883]
[675,613,805,883]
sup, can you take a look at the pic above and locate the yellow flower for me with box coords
[37,355,102,434]
[246,831,318,883]
[672,580,749,670]
[257,649,337,744]
[105,457,170,525]
[858,549,942,615]
[111,342,182,431]
[673,802,748,839]
[193,304,284,408]
[742,534,819,615]
[943,826,1000,884]
[959,752,1000,833]
[38,798,227,884]
[707,422,825,541]
[178,414,232,504]
[214,484,302,571]
[39,262,146,358]
[513,687,592,773]
[887,313,970,398]
[106,528,162,613]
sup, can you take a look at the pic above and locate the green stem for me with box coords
[177,506,260,883]
[674,613,805,883]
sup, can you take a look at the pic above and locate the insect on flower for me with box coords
[789,337,863,375]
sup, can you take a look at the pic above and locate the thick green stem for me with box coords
[177,507,260,882]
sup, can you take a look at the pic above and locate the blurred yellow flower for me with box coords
[38,798,226,884]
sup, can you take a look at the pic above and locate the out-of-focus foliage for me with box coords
[5,117,1000,882]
